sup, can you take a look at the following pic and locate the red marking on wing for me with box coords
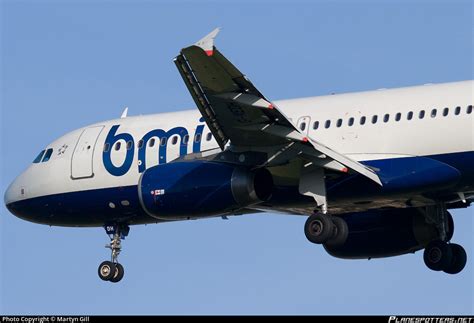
[205,50,214,56]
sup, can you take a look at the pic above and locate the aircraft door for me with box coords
[297,116,311,136]
[71,126,104,179]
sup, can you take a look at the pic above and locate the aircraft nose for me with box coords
[4,170,37,222]
[4,169,30,217]
[4,177,19,207]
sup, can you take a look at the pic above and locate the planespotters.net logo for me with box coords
[389,317,473,323]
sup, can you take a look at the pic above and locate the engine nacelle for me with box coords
[324,208,440,259]
[138,161,273,220]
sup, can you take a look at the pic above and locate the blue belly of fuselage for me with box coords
[6,151,474,227]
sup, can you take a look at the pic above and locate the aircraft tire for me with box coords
[423,240,453,272]
[304,213,334,244]
[98,261,116,281]
[110,263,125,283]
[325,217,349,248]
[443,244,467,274]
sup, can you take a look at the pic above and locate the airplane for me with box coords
[4,28,473,283]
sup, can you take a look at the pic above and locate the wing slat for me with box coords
[174,55,228,149]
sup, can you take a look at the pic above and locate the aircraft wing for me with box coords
[174,28,382,186]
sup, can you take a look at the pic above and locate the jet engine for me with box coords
[138,161,273,220]
[324,208,442,259]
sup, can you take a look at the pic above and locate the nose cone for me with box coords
[4,169,37,223]
[4,175,23,217]
[4,178,19,207]
[4,171,43,224]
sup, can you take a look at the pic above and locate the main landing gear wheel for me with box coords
[423,240,453,272]
[325,216,349,247]
[304,213,334,244]
[97,223,129,283]
[304,212,349,246]
[443,243,467,275]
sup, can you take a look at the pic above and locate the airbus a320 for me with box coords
[5,29,473,282]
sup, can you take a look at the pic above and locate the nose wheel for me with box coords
[98,224,129,283]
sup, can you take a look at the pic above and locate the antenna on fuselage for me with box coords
[120,107,129,118]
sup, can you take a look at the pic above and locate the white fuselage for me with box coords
[4,81,474,210]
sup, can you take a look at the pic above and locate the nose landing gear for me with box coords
[98,224,129,283]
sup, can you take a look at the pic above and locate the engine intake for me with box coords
[138,161,273,220]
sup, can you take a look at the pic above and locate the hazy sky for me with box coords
[1,0,473,315]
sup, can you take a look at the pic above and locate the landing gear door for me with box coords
[71,126,104,179]
[297,116,311,136]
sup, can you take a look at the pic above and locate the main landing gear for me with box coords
[304,212,348,247]
[423,240,467,274]
[98,224,129,283]
[423,209,467,274]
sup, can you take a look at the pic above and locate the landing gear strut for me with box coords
[98,223,129,283]
[304,212,348,246]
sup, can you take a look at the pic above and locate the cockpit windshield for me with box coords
[32,148,53,163]
[42,148,53,162]
[33,150,45,163]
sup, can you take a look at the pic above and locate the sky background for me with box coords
[1,0,473,315]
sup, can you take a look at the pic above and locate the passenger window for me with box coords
[206,132,212,141]
[160,137,167,146]
[195,133,202,143]
[431,109,437,118]
[360,116,366,125]
[300,122,306,131]
[336,119,342,127]
[42,148,53,162]
[419,110,425,119]
[313,121,319,130]
[407,111,413,120]
[137,140,144,149]
[443,108,449,116]
[372,115,378,124]
[126,141,133,150]
[115,142,121,151]
[103,143,110,153]
[149,138,155,147]
[348,117,354,126]
[467,105,473,114]
[395,113,401,121]
[33,150,46,163]
[171,136,178,145]
[325,120,331,129]
[383,114,389,123]
[183,135,189,145]
[455,106,461,115]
